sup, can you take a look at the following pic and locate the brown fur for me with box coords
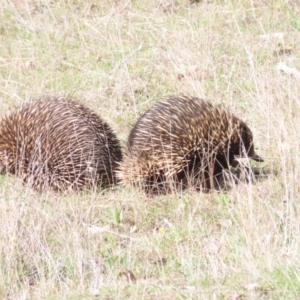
[0,97,122,190]
[118,95,263,194]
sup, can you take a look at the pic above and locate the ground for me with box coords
[0,0,300,299]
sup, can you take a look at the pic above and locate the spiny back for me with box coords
[119,95,263,193]
[129,96,248,158]
[0,97,122,190]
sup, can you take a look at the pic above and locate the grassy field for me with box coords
[1,0,300,299]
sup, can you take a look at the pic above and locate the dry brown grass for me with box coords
[1,0,300,299]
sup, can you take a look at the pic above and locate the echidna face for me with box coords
[240,126,264,162]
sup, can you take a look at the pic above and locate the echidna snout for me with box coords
[239,126,264,162]
[247,145,264,162]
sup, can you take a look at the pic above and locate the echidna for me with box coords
[118,95,263,193]
[0,97,122,190]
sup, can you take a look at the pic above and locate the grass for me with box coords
[1,0,300,299]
